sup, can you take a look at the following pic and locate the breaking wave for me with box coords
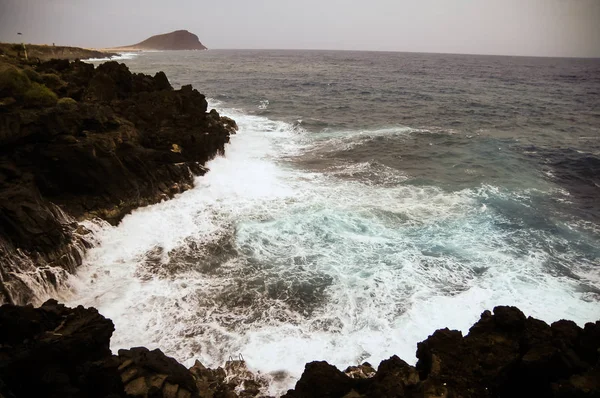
[63,102,600,396]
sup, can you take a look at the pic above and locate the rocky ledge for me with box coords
[0,43,117,62]
[0,56,237,305]
[0,302,598,397]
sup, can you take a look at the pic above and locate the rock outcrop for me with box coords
[283,306,600,398]
[0,43,117,62]
[0,303,598,397]
[0,299,122,398]
[121,30,208,51]
[0,57,237,305]
[0,300,266,398]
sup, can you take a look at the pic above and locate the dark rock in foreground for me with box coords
[283,306,600,398]
[0,303,598,397]
[0,300,263,397]
[0,299,123,397]
[0,57,237,305]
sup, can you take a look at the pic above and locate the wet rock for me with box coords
[344,364,376,380]
[189,357,268,398]
[0,57,237,305]
[0,299,124,398]
[285,306,600,398]
[0,301,598,398]
[116,347,199,398]
[224,356,269,397]
[283,361,357,397]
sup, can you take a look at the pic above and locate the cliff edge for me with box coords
[0,56,236,305]
[0,43,116,61]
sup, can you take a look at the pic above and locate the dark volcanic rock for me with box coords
[285,361,357,398]
[0,299,124,398]
[0,302,598,398]
[117,347,199,397]
[0,301,249,398]
[0,58,237,305]
[284,306,600,398]
[127,30,208,51]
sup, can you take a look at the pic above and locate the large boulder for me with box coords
[116,347,199,398]
[0,299,124,398]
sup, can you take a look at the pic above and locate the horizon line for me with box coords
[204,47,600,59]
[2,40,599,59]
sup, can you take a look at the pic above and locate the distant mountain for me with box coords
[123,30,207,51]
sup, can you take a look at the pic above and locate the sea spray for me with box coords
[63,103,600,396]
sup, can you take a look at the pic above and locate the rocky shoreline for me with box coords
[1,52,599,397]
[0,53,236,305]
[0,43,117,62]
[0,301,598,397]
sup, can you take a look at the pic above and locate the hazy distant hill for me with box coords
[122,30,207,51]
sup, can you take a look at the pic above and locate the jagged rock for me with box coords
[224,356,269,397]
[0,302,598,398]
[189,358,268,398]
[116,347,199,398]
[344,363,376,379]
[284,361,357,397]
[190,359,230,398]
[0,58,237,305]
[0,299,124,398]
[284,307,600,398]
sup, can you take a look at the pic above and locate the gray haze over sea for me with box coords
[66,50,600,395]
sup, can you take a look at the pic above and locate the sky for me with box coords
[0,0,599,57]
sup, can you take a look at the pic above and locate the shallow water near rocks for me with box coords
[63,51,600,396]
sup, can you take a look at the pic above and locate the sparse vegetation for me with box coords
[0,64,32,98]
[0,42,116,61]
[0,64,58,107]
[23,82,58,107]
[41,73,66,91]
[57,97,78,110]
[23,67,41,83]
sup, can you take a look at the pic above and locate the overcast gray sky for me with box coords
[0,0,599,57]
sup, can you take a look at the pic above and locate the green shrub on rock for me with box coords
[23,68,42,83]
[9,44,24,57]
[57,97,78,110]
[41,73,66,92]
[24,82,58,107]
[0,65,32,98]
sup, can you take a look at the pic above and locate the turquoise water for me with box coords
[66,51,600,395]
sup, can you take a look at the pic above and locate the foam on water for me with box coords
[84,52,140,62]
[63,104,600,396]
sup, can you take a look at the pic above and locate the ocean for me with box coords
[64,50,600,395]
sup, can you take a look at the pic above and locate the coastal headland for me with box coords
[0,42,117,61]
[107,30,208,53]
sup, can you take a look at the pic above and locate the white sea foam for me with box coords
[258,99,270,110]
[62,104,600,396]
[83,52,140,63]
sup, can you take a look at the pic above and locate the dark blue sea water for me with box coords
[66,50,600,395]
